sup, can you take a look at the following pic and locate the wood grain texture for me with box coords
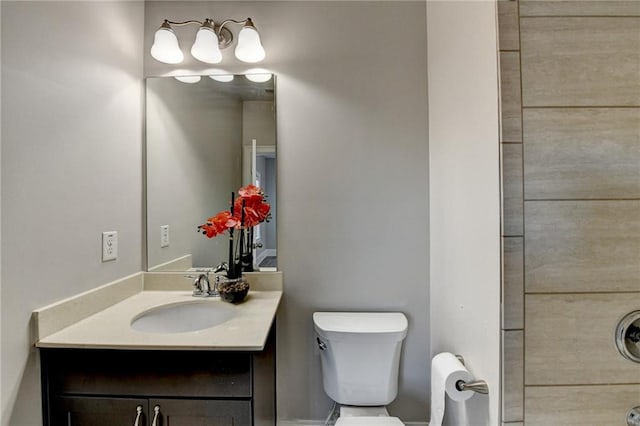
[498,0,520,51]
[523,108,640,200]
[503,237,523,329]
[500,52,523,142]
[502,330,524,422]
[521,0,640,16]
[521,17,640,106]
[525,293,640,385]
[503,144,524,236]
[525,385,640,426]
[525,200,640,293]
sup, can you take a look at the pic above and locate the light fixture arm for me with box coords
[162,18,234,49]
[162,19,205,27]
[218,18,253,34]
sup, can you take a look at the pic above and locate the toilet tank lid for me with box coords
[313,312,408,334]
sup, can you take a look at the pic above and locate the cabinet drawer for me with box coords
[42,349,251,398]
[51,397,252,426]
[150,399,251,426]
[51,396,147,426]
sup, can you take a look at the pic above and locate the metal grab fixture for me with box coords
[150,17,265,64]
[455,379,489,395]
[454,354,489,395]
[616,311,640,363]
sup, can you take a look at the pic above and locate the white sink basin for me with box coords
[131,300,236,333]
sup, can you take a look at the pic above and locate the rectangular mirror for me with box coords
[145,74,276,272]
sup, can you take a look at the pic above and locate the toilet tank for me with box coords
[313,312,408,406]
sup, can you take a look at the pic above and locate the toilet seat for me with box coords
[335,417,405,425]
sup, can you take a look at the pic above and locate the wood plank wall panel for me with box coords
[502,237,523,329]
[500,53,523,142]
[498,0,520,51]
[502,144,524,235]
[502,331,524,422]
[498,5,524,423]
[499,1,640,424]
[524,200,640,293]
[525,385,640,426]
[521,17,640,107]
[520,0,640,17]
[523,108,640,200]
[525,293,640,385]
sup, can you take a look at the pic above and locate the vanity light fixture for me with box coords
[151,18,265,65]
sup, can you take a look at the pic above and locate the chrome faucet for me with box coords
[185,272,218,297]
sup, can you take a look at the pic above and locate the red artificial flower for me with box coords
[198,211,237,238]
[238,184,262,198]
[198,185,270,238]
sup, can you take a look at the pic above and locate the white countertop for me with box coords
[34,272,283,351]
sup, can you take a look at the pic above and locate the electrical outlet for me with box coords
[160,225,170,248]
[102,231,118,262]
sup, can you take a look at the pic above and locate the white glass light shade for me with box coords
[234,26,265,63]
[190,27,222,64]
[150,28,184,64]
[175,75,201,83]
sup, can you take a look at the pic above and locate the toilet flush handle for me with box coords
[316,337,327,351]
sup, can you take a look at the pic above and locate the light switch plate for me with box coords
[160,225,170,248]
[102,231,118,262]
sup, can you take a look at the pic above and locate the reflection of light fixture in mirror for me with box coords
[245,70,272,83]
[175,75,201,84]
[209,74,234,83]
[151,17,265,65]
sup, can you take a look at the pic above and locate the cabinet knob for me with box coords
[152,405,161,426]
[133,405,143,426]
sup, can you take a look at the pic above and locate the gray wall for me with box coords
[0,2,144,424]
[0,1,429,424]
[145,1,429,422]
[427,2,501,425]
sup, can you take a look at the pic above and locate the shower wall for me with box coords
[498,1,640,425]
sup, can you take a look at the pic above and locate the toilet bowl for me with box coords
[313,312,409,425]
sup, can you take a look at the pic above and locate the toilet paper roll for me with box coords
[428,352,474,426]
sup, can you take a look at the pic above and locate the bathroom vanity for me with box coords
[40,331,274,425]
[33,272,282,426]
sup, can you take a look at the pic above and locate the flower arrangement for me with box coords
[198,184,271,279]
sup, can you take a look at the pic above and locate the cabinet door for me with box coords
[149,399,251,426]
[51,396,148,426]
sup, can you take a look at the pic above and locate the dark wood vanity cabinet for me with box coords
[40,331,275,426]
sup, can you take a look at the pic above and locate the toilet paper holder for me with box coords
[453,354,489,395]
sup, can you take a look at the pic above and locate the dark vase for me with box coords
[240,227,254,272]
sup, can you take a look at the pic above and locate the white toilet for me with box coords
[313,312,409,426]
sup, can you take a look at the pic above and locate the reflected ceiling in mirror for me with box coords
[146,73,276,272]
